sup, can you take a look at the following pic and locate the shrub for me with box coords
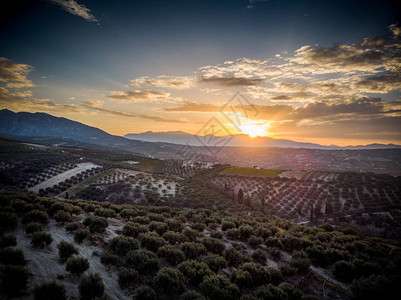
[34,281,66,300]
[0,212,18,230]
[268,268,283,285]
[118,267,140,289]
[100,252,118,266]
[66,257,89,275]
[351,274,394,300]
[74,229,90,243]
[333,260,355,282]
[252,249,267,264]
[132,216,150,225]
[57,240,79,261]
[248,235,264,248]
[22,210,48,224]
[126,250,159,274]
[79,272,104,299]
[204,254,227,272]
[123,222,148,238]
[0,234,17,248]
[31,231,53,248]
[178,260,213,285]
[166,219,184,232]
[202,237,226,255]
[153,268,186,296]
[83,215,108,233]
[226,228,240,240]
[120,209,137,220]
[181,242,207,259]
[94,208,116,218]
[254,284,287,300]
[231,269,252,289]
[179,290,206,300]
[25,222,43,234]
[53,210,72,224]
[239,225,253,240]
[183,228,200,241]
[199,275,240,300]
[210,231,223,239]
[240,263,271,287]
[162,231,187,245]
[108,236,139,255]
[157,245,185,266]
[192,222,206,232]
[224,247,243,267]
[1,265,29,296]
[132,285,156,300]
[279,263,296,277]
[141,234,166,252]
[268,247,282,260]
[222,221,236,231]
[290,251,310,274]
[0,247,26,266]
[65,222,79,232]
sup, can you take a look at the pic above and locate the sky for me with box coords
[0,0,400,146]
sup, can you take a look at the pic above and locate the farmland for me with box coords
[221,167,284,177]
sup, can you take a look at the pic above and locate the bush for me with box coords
[78,272,104,299]
[53,210,72,224]
[210,231,223,239]
[192,222,206,232]
[333,260,355,282]
[199,275,240,300]
[34,281,66,300]
[179,290,206,300]
[108,236,139,255]
[0,212,18,230]
[222,221,236,231]
[231,269,252,289]
[123,222,148,238]
[268,268,283,285]
[31,231,53,248]
[181,242,207,259]
[1,265,29,296]
[224,247,243,267]
[0,247,26,265]
[178,260,213,285]
[100,252,118,266]
[148,221,168,235]
[57,240,79,261]
[239,225,253,240]
[66,257,89,275]
[120,209,137,220]
[0,234,17,248]
[126,250,159,274]
[162,231,187,245]
[252,249,267,264]
[83,215,108,233]
[254,284,287,300]
[74,229,90,243]
[290,251,310,274]
[94,208,116,218]
[25,222,43,234]
[204,254,227,272]
[351,275,395,300]
[240,263,271,287]
[202,237,226,255]
[157,245,185,266]
[65,222,79,232]
[153,268,186,296]
[268,247,282,260]
[248,235,264,248]
[183,228,200,241]
[132,285,156,300]
[166,219,184,232]
[118,267,140,289]
[22,210,48,224]
[141,234,167,252]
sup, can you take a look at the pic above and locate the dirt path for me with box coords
[28,162,100,193]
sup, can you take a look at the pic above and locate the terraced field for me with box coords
[221,167,284,177]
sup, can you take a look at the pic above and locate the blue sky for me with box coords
[0,0,400,145]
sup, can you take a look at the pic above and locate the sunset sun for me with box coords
[239,122,270,138]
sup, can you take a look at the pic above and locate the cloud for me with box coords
[130,76,196,89]
[352,73,401,94]
[199,76,264,87]
[163,102,221,112]
[0,57,34,88]
[81,100,188,123]
[108,90,184,103]
[49,0,98,23]
[389,24,401,37]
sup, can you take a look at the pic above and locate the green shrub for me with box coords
[210,231,223,239]
[268,247,282,260]
[118,267,140,289]
[290,251,310,274]
[162,231,187,245]
[148,221,168,235]
[224,247,243,267]
[74,229,90,243]
[192,222,206,232]
[141,233,166,252]
[166,219,184,232]
[221,221,236,231]
[179,290,206,300]
[199,275,240,300]
[100,252,118,266]
[248,235,264,248]
[79,272,104,299]
[66,257,89,275]
[0,247,26,266]
[181,242,207,259]
[202,237,226,255]
[252,249,267,264]
[279,263,296,277]
[123,222,148,238]
[153,268,186,296]
[157,245,185,266]
[65,222,79,232]
[178,260,213,285]
[0,212,18,230]
[31,231,53,248]
[351,274,395,300]
[1,265,29,296]
[34,281,66,300]
[226,228,240,240]
[25,222,43,234]
[83,215,108,233]
[231,269,252,289]
[333,260,355,282]
[132,216,150,225]
[53,210,72,224]
[108,236,139,255]
[240,263,271,287]
[57,240,79,261]
[239,225,253,240]
[126,250,159,274]
[0,233,17,248]
[94,208,116,218]
[204,254,227,272]
[254,284,287,299]
[22,210,48,224]
[183,228,200,241]
[120,209,137,220]
[132,285,156,300]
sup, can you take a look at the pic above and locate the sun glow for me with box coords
[239,121,270,138]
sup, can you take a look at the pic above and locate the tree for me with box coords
[118,267,140,289]
[132,285,156,300]
[66,257,89,275]
[108,236,139,256]
[153,268,186,296]
[126,250,159,275]
[181,242,207,259]
[78,272,104,299]
[31,231,53,248]
[199,275,240,300]
[204,254,227,273]
[157,245,185,266]
[34,281,66,300]
[57,240,79,261]
[0,247,26,266]
[1,265,29,296]
[177,260,213,285]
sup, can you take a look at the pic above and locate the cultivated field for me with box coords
[221,167,284,177]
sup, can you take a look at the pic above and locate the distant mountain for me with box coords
[125,131,401,150]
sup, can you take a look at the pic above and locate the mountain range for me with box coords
[1,109,400,151]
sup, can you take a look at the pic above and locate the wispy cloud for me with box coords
[0,57,34,88]
[108,90,184,103]
[49,0,98,23]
